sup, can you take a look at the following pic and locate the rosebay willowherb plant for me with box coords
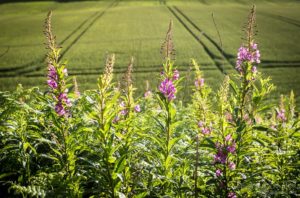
[0,6,299,198]
[148,20,187,196]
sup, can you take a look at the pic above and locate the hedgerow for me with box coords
[0,6,299,198]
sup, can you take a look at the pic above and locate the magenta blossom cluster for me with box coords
[198,121,212,135]
[144,90,152,98]
[113,102,141,124]
[47,65,58,89]
[55,92,71,116]
[236,43,260,74]
[194,77,204,88]
[120,101,128,116]
[228,192,237,198]
[216,169,222,177]
[159,78,176,101]
[47,65,71,116]
[134,104,141,113]
[172,69,179,80]
[277,108,287,122]
[214,134,236,169]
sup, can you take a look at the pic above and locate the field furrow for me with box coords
[0,0,299,106]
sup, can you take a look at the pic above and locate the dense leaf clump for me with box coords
[0,7,299,198]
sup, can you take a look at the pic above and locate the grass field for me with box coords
[0,0,299,105]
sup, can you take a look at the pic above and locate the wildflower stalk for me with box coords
[119,57,138,196]
[95,53,119,197]
[216,76,234,197]
[233,5,261,171]
[155,20,181,195]
[238,5,258,120]
[191,59,210,197]
[43,11,83,196]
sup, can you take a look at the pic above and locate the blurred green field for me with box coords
[0,0,299,105]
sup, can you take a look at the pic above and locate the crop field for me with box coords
[0,0,299,104]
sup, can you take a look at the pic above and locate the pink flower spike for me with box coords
[120,101,125,107]
[198,121,204,128]
[195,78,204,88]
[228,192,237,198]
[277,109,287,122]
[251,43,257,50]
[120,109,128,116]
[225,134,232,142]
[228,161,236,170]
[159,79,176,101]
[47,79,58,89]
[48,65,57,79]
[55,103,66,116]
[252,66,257,73]
[216,169,222,177]
[172,69,179,80]
[134,105,141,113]
[201,127,211,135]
[144,90,152,98]
[227,142,236,154]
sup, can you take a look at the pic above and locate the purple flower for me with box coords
[235,60,243,73]
[277,109,286,122]
[270,124,276,130]
[47,65,59,90]
[237,46,252,62]
[119,101,128,115]
[55,103,66,116]
[48,65,57,80]
[120,101,125,107]
[225,112,233,122]
[195,78,204,88]
[225,134,232,142]
[134,104,141,113]
[202,127,211,135]
[144,90,152,98]
[172,69,179,80]
[227,142,236,154]
[47,64,71,117]
[120,109,128,116]
[253,49,261,63]
[216,169,222,177]
[228,161,236,170]
[236,43,260,74]
[228,192,237,198]
[58,93,72,107]
[198,121,204,128]
[214,149,227,164]
[47,79,58,89]
[252,66,257,73]
[159,79,176,101]
[251,43,257,50]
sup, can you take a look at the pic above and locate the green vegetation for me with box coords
[0,0,299,105]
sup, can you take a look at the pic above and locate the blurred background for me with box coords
[0,0,299,104]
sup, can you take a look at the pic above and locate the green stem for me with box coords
[106,152,115,198]
[163,101,172,193]
[194,134,199,198]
